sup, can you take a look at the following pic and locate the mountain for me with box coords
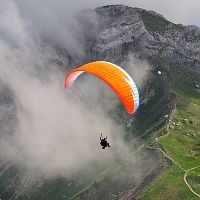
[78,5,200,72]
[0,4,200,200]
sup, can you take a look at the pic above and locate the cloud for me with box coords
[15,0,99,57]
[122,54,152,90]
[0,3,152,196]
[0,0,131,181]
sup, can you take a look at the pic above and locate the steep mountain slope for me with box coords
[84,5,200,72]
[137,62,200,200]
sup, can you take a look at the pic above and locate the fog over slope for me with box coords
[0,0,151,181]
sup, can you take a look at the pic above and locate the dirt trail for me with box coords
[148,147,200,199]
[150,147,186,172]
[184,166,200,199]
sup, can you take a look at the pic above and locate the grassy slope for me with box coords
[137,63,200,200]
[187,167,200,194]
[140,9,184,33]
[138,165,195,200]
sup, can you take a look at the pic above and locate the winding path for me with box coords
[184,166,200,199]
[147,147,200,199]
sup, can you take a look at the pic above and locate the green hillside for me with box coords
[137,62,200,200]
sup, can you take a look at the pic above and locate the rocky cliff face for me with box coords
[81,5,200,72]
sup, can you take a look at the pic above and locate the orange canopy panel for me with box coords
[64,61,139,114]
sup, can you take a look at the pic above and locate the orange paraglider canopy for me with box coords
[64,61,139,114]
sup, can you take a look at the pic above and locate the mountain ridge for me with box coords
[78,4,200,72]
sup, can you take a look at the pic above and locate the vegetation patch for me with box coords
[138,61,200,199]
[139,10,170,33]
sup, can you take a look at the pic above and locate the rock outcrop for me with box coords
[80,5,200,72]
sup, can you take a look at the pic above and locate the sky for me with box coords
[88,0,200,26]
[14,0,200,27]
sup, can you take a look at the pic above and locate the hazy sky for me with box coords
[15,0,200,28]
[88,0,200,26]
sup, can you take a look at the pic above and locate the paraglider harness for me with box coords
[100,133,110,149]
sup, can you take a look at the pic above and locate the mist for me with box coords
[0,1,153,190]
[123,54,152,90]
[0,0,125,181]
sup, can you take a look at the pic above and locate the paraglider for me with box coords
[64,61,139,115]
[100,133,110,149]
